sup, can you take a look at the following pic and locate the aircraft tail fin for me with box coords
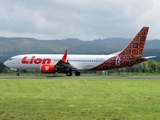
[118,27,149,61]
[91,27,151,71]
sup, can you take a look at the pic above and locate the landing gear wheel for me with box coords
[16,73,20,76]
[66,71,72,76]
[75,71,81,76]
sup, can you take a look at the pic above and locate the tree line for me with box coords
[0,60,160,74]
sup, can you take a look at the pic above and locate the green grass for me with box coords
[0,78,160,120]
[1,71,160,77]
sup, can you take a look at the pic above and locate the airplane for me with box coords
[4,27,156,76]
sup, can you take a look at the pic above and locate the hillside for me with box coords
[0,37,160,62]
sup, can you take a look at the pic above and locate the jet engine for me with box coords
[40,64,56,74]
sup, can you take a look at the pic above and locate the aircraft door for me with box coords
[16,58,20,64]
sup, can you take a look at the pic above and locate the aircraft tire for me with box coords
[66,71,72,76]
[16,73,20,76]
[75,71,81,76]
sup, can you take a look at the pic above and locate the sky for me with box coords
[0,0,159,40]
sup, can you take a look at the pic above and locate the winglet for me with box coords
[62,49,68,63]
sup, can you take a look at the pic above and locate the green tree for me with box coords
[147,60,158,73]
[0,61,5,73]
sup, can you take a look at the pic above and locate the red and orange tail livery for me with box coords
[93,27,150,71]
[118,27,149,61]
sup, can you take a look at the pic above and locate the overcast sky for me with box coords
[0,0,159,40]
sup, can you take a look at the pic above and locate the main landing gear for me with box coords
[66,71,81,76]
[75,71,81,76]
[66,71,72,76]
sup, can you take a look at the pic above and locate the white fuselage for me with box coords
[4,54,116,71]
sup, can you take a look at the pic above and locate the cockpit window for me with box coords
[9,58,15,60]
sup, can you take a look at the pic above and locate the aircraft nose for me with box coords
[4,60,8,66]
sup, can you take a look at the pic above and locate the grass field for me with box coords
[0,78,160,120]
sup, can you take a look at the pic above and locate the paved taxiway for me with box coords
[0,76,160,79]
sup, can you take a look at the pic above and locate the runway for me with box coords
[0,75,160,79]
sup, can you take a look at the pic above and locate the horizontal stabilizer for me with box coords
[129,56,142,61]
[144,56,156,60]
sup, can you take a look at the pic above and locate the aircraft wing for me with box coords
[55,50,77,71]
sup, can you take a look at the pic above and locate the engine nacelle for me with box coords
[40,64,55,74]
